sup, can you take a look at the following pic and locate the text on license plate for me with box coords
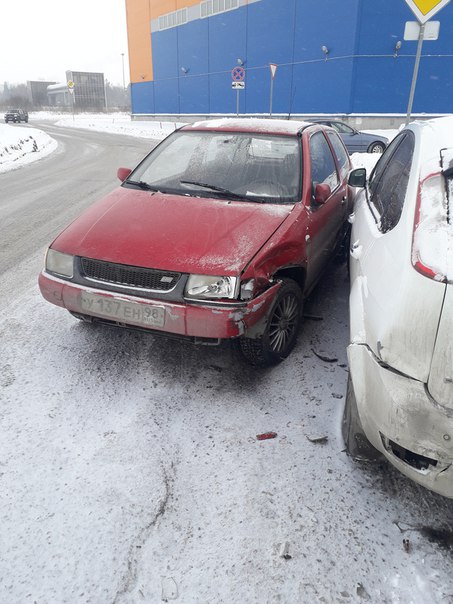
[80,292,165,327]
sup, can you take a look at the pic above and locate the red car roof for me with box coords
[181,118,313,136]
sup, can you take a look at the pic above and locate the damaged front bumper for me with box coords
[39,271,280,342]
[348,343,453,498]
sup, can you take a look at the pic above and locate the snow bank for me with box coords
[0,124,57,174]
[52,112,186,140]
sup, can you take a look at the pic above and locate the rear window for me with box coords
[369,132,415,233]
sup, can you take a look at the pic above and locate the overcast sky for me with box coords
[0,0,129,86]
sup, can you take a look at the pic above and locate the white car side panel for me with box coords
[349,184,445,382]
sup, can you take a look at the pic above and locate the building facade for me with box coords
[125,0,453,116]
[27,81,57,107]
[65,71,106,110]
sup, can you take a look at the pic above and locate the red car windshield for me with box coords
[127,130,302,204]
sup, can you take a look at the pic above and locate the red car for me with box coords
[39,119,352,366]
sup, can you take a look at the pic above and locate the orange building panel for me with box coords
[125,0,153,83]
[126,0,202,83]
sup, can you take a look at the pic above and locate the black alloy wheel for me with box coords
[239,278,303,367]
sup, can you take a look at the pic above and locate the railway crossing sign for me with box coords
[404,0,451,23]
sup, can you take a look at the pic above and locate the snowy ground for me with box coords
[0,122,57,173]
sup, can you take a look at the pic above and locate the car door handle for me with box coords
[341,196,347,205]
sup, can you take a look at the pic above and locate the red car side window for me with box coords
[309,132,339,191]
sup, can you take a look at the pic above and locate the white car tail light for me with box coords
[412,171,452,283]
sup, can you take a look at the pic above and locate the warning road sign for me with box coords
[404,0,451,24]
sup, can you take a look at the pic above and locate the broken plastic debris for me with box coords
[311,349,338,363]
[306,435,328,445]
[356,583,370,599]
[256,431,278,441]
[403,539,411,553]
[279,541,292,560]
[161,577,178,601]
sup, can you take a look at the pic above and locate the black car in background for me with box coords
[307,119,388,154]
[4,109,29,123]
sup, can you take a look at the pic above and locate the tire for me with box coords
[367,141,385,154]
[342,374,380,460]
[239,278,303,367]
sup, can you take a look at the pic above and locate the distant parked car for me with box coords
[343,116,453,497]
[307,119,388,154]
[39,118,353,366]
[4,109,28,123]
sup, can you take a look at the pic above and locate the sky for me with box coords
[0,0,129,87]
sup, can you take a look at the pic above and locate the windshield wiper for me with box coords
[179,180,264,203]
[125,180,159,191]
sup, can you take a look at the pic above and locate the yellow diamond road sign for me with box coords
[405,0,451,23]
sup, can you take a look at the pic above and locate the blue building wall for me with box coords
[131,0,453,115]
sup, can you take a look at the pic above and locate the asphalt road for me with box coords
[1,123,453,603]
[0,122,154,276]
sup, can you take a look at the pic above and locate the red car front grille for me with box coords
[80,257,181,292]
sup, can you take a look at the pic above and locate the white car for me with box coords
[344,116,453,498]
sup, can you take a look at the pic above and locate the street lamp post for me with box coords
[121,53,126,91]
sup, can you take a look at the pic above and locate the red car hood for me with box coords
[53,187,294,275]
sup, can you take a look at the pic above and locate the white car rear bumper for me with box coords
[348,342,453,498]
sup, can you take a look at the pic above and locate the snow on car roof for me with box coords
[182,118,312,135]
[412,116,453,168]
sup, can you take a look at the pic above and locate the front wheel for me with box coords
[239,278,303,367]
[367,141,385,154]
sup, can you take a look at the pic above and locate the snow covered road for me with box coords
[1,121,453,603]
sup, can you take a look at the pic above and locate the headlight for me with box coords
[45,249,74,278]
[185,275,238,300]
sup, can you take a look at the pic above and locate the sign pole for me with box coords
[406,22,425,124]
[403,0,451,124]
[269,78,274,117]
[231,66,245,116]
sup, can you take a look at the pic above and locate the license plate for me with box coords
[80,292,165,328]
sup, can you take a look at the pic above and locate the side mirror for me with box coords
[117,167,132,182]
[314,183,331,205]
[348,168,367,188]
